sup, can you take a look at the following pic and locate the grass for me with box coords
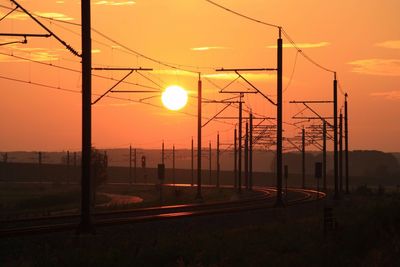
[0,183,110,218]
[0,182,243,219]
[96,184,246,211]
[1,192,400,266]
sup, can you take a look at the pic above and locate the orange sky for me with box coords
[0,0,399,152]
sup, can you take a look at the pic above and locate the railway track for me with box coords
[0,186,324,238]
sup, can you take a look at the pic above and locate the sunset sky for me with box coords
[0,0,399,152]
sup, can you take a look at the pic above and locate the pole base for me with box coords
[76,221,95,235]
[274,199,285,208]
[333,193,341,201]
[195,193,203,202]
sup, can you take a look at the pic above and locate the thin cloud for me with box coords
[0,45,62,62]
[375,40,400,49]
[1,11,74,21]
[94,1,136,6]
[370,91,400,100]
[36,12,74,21]
[266,42,330,49]
[0,51,58,63]
[191,46,230,51]
[348,59,400,76]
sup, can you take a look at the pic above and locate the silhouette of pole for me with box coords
[173,145,175,186]
[217,133,220,189]
[333,73,339,200]
[134,148,137,183]
[284,165,288,201]
[238,93,243,193]
[162,141,165,164]
[249,113,253,190]
[244,122,248,189]
[79,0,93,233]
[74,152,77,167]
[276,28,284,206]
[67,151,70,183]
[339,112,343,193]
[130,145,133,183]
[302,127,306,189]
[323,120,327,192]
[196,74,202,199]
[209,141,212,185]
[234,128,237,189]
[345,94,349,194]
[191,137,194,186]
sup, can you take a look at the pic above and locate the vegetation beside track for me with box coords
[1,191,399,266]
[0,183,243,220]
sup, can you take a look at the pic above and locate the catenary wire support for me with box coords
[0,32,50,46]
[9,0,80,57]
[91,67,153,105]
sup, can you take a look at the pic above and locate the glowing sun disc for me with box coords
[161,85,188,111]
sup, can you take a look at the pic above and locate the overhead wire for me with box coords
[204,0,280,29]
[1,1,345,140]
[0,5,16,22]
[0,73,235,126]
[281,29,335,74]
[1,1,344,85]
[203,0,348,145]
[0,3,214,73]
[0,51,160,91]
[0,49,223,106]
[283,50,299,93]
[203,0,339,76]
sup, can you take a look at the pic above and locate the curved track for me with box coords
[0,185,325,238]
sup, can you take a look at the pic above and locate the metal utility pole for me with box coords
[191,137,194,186]
[134,148,137,183]
[234,128,237,189]
[67,151,70,183]
[214,67,276,193]
[244,123,249,190]
[284,165,288,201]
[333,73,339,200]
[345,94,349,194]
[238,93,243,193]
[173,145,175,186]
[323,120,327,192]
[276,28,284,206]
[302,128,306,189]
[196,74,202,199]
[79,0,93,233]
[162,141,165,165]
[249,113,253,190]
[339,112,343,193]
[209,141,212,185]
[217,133,220,189]
[129,145,132,184]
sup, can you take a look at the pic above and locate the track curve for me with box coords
[0,185,325,238]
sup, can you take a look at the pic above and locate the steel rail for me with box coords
[0,187,324,238]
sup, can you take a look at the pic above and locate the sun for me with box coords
[161,85,188,111]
